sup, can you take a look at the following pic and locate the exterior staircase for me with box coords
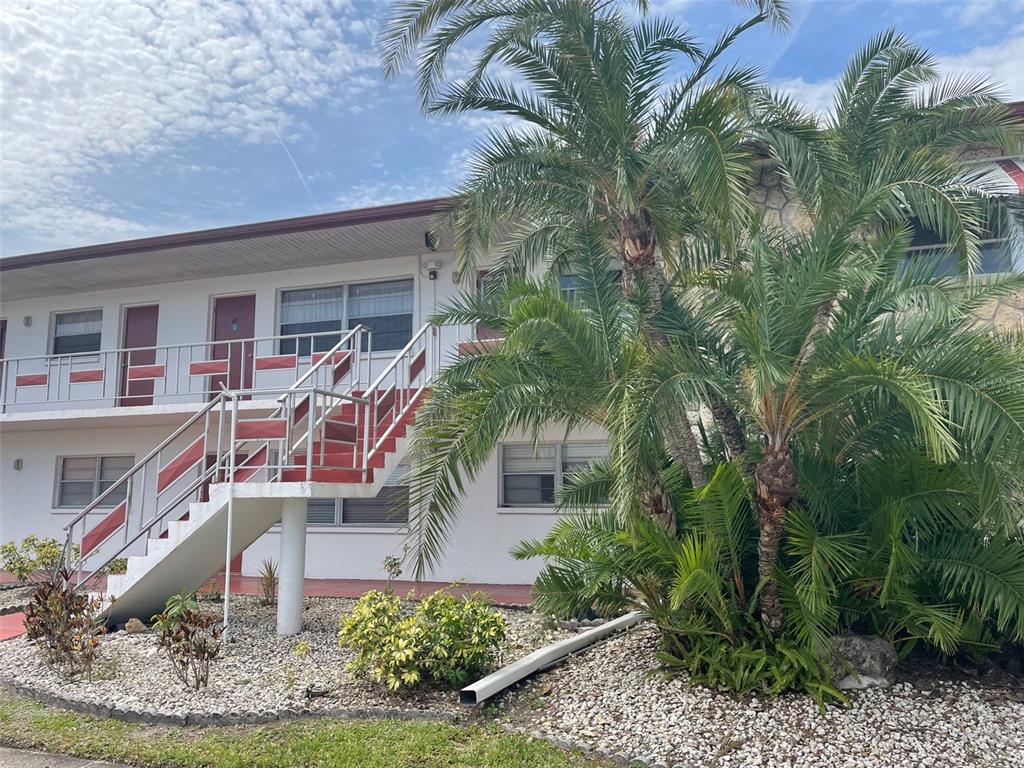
[62,324,440,625]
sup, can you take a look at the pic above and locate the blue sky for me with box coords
[1,0,1022,256]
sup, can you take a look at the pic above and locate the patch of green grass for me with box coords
[0,691,603,767]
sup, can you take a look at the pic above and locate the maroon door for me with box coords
[210,294,256,398]
[119,305,159,406]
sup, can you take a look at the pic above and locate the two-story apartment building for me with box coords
[1,136,1022,631]
[0,199,610,626]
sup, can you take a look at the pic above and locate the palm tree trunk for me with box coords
[753,443,798,635]
[620,213,708,487]
[708,392,746,461]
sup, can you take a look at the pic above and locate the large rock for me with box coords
[124,617,148,634]
[828,634,897,690]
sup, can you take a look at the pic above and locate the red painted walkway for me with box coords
[0,613,25,641]
[0,577,533,642]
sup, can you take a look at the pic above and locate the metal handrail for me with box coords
[61,395,225,531]
[365,322,433,392]
[4,327,355,366]
[62,327,370,584]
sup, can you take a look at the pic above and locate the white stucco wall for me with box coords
[0,250,594,584]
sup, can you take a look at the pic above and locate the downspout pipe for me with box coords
[460,611,644,706]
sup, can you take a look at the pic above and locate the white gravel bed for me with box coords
[0,585,33,615]
[499,623,1024,768]
[0,594,567,720]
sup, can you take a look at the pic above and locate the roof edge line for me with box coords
[1,196,452,271]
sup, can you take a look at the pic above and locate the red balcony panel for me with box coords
[409,348,426,382]
[189,359,229,376]
[81,500,127,556]
[458,338,501,356]
[291,394,310,424]
[375,388,397,423]
[236,419,287,440]
[255,354,296,371]
[234,446,269,482]
[325,419,358,443]
[127,364,165,380]
[69,369,104,383]
[157,436,205,493]
[311,350,350,366]
[15,373,47,387]
[333,353,352,384]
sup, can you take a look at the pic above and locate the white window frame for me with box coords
[499,441,607,508]
[54,455,134,509]
[50,308,103,356]
[277,277,415,356]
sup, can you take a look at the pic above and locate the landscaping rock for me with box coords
[123,618,147,634]
[0,594,568,723]
[828,634,898,689]
[497,623,1024,768]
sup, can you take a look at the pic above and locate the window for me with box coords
[348,279,414,351]
[906,220,1022,276]
[279,287,346,356]
[279,279,414,355]
[500,442,607,507]
[52,309,102,355]
[559,274,580,302]
[306,462,410,526]
[56,455,133,508]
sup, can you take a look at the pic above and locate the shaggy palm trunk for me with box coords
[620,211,708,487]
[643,477,677,536]
[709,392,746,462]
[753,443,798,635]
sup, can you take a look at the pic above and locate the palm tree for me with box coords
[405,234,722,574]
[379,0,797,481]
[706,30,1024,633]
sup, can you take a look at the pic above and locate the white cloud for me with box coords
[939,34,1024,100]
[773,33,1024,115]
[772,76,838,116]
[0,0,379,253]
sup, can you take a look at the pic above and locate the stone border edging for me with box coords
[0,678,458,728]
[0,604,27,617]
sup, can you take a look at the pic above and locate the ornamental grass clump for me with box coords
[152,591,222,690]
[23,568,106,680]
[338,588,506,691]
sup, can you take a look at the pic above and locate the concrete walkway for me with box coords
[0,746,123,767]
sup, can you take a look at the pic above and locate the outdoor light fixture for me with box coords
[23,315,31,327]
[424,258,442,280]
[424,229,438,251]
[13,459,23,471]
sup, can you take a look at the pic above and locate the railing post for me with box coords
[305,390,315,481]
[223,395,239,641]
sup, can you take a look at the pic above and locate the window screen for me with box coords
[341,462,410,524]
[53,310,102,355]
[306,498,338,526]
[279,286,346,355]
[348,280,414,351]
[562,441,607,475]
[57,455,132,508]
[502,444,556,506]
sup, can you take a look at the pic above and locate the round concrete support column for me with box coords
[276,498,307,636]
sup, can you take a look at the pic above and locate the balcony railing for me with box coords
[0,329,369,414]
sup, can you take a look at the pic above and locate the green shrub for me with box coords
[23,569,106,679]
[1,537,68,583]
[105,558,127,575]
[338,589,507,691]
[152,592,222,690]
